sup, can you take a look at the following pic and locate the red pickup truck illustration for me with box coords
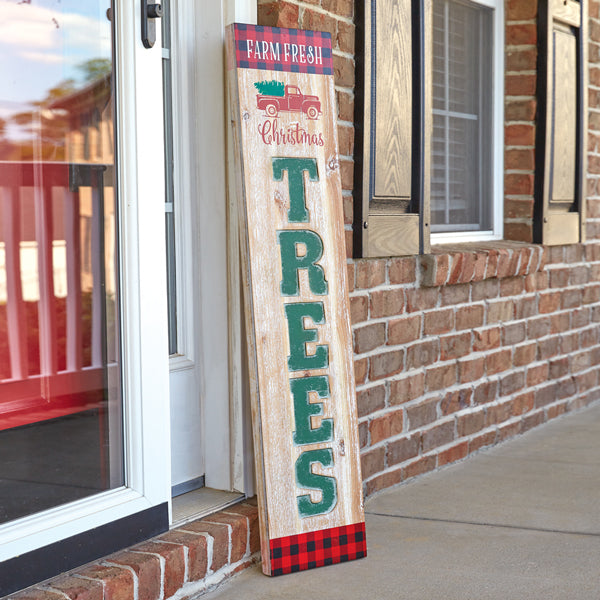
[254,80,322,120]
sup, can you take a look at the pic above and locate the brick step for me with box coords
[11,500,260,600]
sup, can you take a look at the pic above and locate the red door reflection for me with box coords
[0,162,112,429]
[0,0,123,524]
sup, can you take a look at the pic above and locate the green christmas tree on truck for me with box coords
[254,80,285,96]
[254,80,321,120]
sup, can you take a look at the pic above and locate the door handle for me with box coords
[142,1,163,48]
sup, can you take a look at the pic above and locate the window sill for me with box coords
[420,241,546,287]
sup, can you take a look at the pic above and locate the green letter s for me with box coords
[295,448,338,517]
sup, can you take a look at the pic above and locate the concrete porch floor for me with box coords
[202,402,600,600]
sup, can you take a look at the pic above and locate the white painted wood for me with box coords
[167,0,206,491]
[225,0,257,25]
[34,181,58,376]
[225,0,258,496]
[64,189,83,372]
[432,229,503,244]
[228,25,365,573]
[166,0,255,493]
[1,187,28,380]
[172,488,244,527]
[192,1,232,492]
[167,0,255,493]
[90,184,103,367]
[233,67,365,539]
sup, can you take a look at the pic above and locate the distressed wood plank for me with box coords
[536,0,586,245]
[369,214,420,257]
[551,28,577,203]
[227,24,365,577]
[552,0,581,27]
[374,0,412,200]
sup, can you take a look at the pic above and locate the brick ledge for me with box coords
[9,500,260,600]
[420,241,546,287]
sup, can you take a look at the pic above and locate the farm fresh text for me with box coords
[246,40,324,66]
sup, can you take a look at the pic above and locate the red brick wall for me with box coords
[258,0,600,498]
[352,243,600,494]
[505,0,538,242]
[257,0,356,255]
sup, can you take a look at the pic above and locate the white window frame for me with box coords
[0,0,171,561]
[431,0,504,245]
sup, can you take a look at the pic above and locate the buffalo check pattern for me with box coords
[234,24,333,74]
[269,522,367,576]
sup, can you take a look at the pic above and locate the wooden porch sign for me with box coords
[226,24,366,576]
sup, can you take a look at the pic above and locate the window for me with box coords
[431,0,494,236]
[356,0,504,256]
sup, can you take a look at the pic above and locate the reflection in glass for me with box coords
[0,0,123,524]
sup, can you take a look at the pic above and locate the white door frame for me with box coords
[0,0,171,561]
[167,0,256,494]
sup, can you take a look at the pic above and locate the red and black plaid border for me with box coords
[234,23,333,74]
[269,521,366,576]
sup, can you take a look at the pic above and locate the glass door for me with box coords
[0,0,123,524]
[0,0,170,576]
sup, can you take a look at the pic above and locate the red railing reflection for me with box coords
[0,162,114,430]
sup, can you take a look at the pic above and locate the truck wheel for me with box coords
[265,103,278,117]
[306,106,319,120]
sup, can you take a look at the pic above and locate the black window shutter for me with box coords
[535,0,588,245]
